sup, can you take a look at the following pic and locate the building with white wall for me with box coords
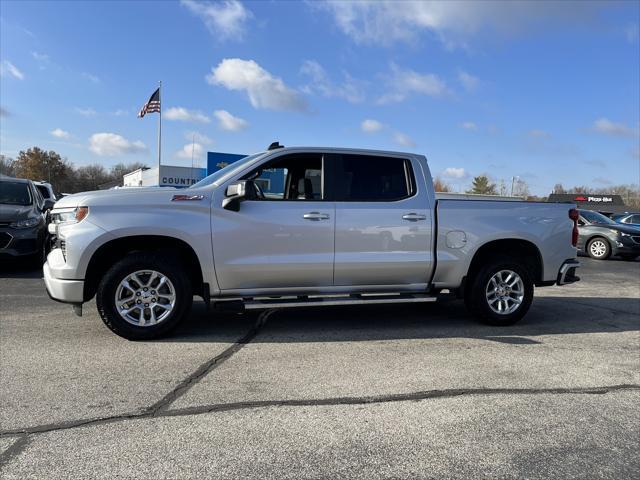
[123,166,207,188]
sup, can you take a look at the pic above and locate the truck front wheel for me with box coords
[96,252,192,340]
[465,258,534,326]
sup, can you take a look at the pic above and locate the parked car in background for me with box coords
[45,145,581,339]
[33,181,57,203]
[611,213,640,227]
[0,177,54,264]
[577,209,640,261]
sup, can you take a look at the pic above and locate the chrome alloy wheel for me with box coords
[485,270,524,315]
[589,240,607,258]
[115,270,176,326]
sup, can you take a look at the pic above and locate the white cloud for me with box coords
[213,109,248,131]
[591,118,637,138]
[207,58,307,112]
[164,107,211,123]
[31,51,49,64]
[361,119,383,133]
[180,0,251,40]
[300,60,365,103]
[460,121,478,131]
[393,132,415,148]
[378,63,450,104]
[458,71,479,92]
[50,128,70,139]
[75,107,97,117]
[185,131,213,145]
[442,167,467,179]
[82,72,100,83]
[176,142,205,159]
[112,109,129,116]
[89,133,146,156]
[1,61,24,80]
[528,129,550,138]
[318,0,604,48]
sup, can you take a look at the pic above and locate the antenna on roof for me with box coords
[268,141,284,150]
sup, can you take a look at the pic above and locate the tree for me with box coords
[110,162,147,179]
[553,183,566,194]
[466,175,497,195]
[0,155,15,176]
[12,147,75,193]
[433,177,451,192]
[512,178,530,198]
[74,164,112,192]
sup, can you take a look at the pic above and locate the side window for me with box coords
[242,153,324,201]
[32,185,44,209]
[630,215,640,224]
[335,155,414,201]
[36,185,50,200]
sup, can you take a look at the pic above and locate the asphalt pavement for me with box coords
[0,256,638,478]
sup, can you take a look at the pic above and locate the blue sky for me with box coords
[1,0,638,195]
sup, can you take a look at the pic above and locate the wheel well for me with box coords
[83,235,204,302]
[467,239,543,286]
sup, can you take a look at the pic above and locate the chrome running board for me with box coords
[213,293,437,312]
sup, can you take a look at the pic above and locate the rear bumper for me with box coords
[557,259,580,285]
[43,260,84,303]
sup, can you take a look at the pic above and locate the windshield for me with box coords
[580,210,616,225]
[0,181,32,206]
[189,153,266,189]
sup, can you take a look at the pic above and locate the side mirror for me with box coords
[43,199,55,211]
[222,180,258,211]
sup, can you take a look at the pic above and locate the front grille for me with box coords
[631,236,640,244]
[0,232,12,249]
[60,240,66,260]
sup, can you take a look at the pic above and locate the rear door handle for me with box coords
[303,212,330,221]
[402,213,427,222]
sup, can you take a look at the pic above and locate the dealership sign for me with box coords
[548,193,625,206]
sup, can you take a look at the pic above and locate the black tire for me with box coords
[586,237,611,260]
[31,235,49,268]
[96,252,192,340]
[465,257,534,326]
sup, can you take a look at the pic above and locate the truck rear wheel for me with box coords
[96,252,192,340]
[465,258,534,326]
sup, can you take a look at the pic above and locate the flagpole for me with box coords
[158,80,162,185]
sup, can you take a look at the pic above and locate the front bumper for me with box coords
[43,252,84,303]
[557,259,580,285]
[0,226,41,257]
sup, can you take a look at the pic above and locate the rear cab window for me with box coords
[333,154,415,201]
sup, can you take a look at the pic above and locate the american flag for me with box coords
[138,88,160,118]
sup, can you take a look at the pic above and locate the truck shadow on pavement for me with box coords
[169,295,640,345]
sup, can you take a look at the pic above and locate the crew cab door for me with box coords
[211,152,334,292]
[333,154,433,287]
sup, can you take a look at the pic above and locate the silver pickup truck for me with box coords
[44,146,580,339]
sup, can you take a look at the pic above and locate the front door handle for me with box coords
[402,213,427,222]
[303,212,330,221]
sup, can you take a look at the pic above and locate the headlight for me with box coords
[10,217,40,229]
[620,232,631,237]
[51,206,89,225]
